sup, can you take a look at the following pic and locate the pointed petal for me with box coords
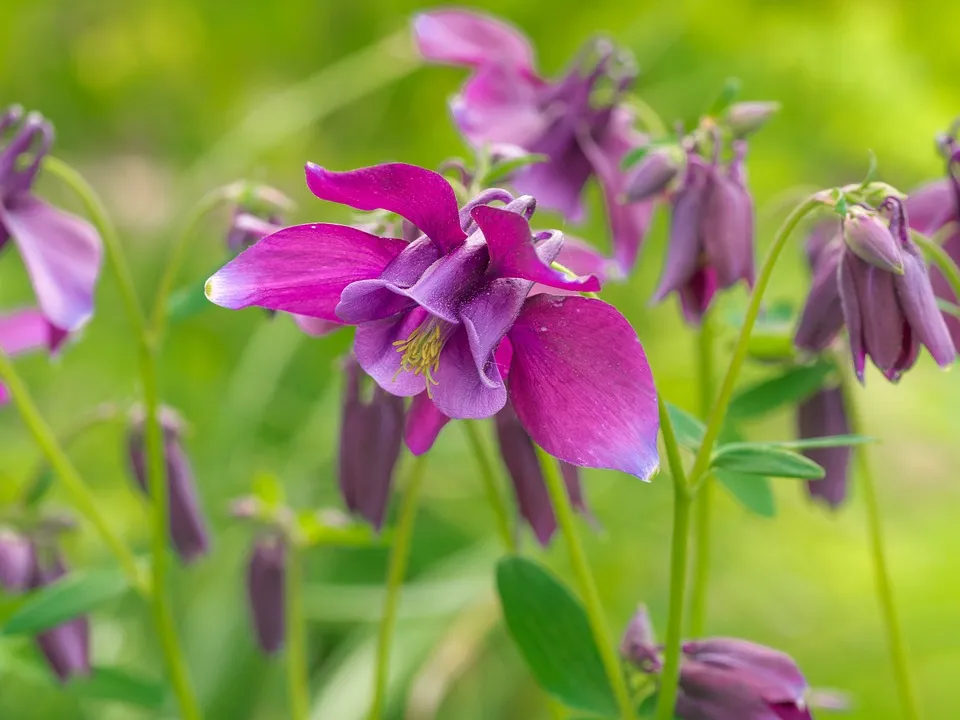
[405,392,451,455]
[413,9,536,71]
[305,163,466,252]
[291,314,342,337]
[838,251,867,381]
[794,245,844,351]
[906,180,954,235]
[856,259,904,373]
[654,156,710,303]
[430,325,508,419]
[683,638,807,704]
[1,196,102,332]
[471,205,600,291]
[678,267,719,325]
[0,308,49,355]
[353,310,430,397]
[530,235,618,296]
[205,223,407,321]
[895,241,956,367]
[798,387,851,509]
[403,235,489,323]
[451,64,548,149]
[507,295,659,478]
[458,276,530,389]
[702,170,755,289]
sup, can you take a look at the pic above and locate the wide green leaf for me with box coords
[1,569,128,636]
[711,446,824,480]
[665,403,706,451]
[728,362,834,420]
[496,556,617,716]
[713,470,777,517]
[68,667,167,709]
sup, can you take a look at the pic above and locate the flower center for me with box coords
[392,317,447,395]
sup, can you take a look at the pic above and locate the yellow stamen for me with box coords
[392,319,445,397]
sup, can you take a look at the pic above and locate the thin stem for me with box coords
[654,396,691,720]
[285,544,310,720]
[462,421,516,553]
[535,445,634,720]
[688,310,715,638]
[0,350,146,593]
[912,228,960,302]
[369,453,430,720]
[686,197,822,487]
[840,371,920,720]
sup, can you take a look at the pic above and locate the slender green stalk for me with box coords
[285,544,310,720]
[840,372,920,720]
[654,396,691,720]
[688,311,715,637]
[369,454,430,720]
[462,421,516,552]
[0,351,146,593]
[912,228,960,301]
[535,446,634,720]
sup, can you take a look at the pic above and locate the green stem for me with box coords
[0,351,146,593]
[535,446,634,720]
[654,395,691,720]
[369,453,430,720]
[285,543,310,720]
[462,421,516,552]
[688,311,715,637]
[912,228,960,302]
[840,372,920,720]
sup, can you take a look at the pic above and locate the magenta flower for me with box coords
[0,107,102,343]
[206,162,659,478]
[413,9,654,274]
[0,308,59,404]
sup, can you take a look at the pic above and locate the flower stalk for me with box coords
[462,420,516,553]
[285,543,310,720]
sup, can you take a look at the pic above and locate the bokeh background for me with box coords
[2,0,960,718]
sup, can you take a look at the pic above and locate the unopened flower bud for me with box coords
[625,146,684,202]
[246,536,286,656]
[725,101,780,137]
[841,206,904,273]
[798,387,851,509]
[619,604,661,672]
[0,530,34,592]
[31,551,91,683]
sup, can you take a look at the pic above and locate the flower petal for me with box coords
[413,9,536,71]
[838,250,867,381]
[452,64,548,150]
[205,223,407,321]
[291,314,342,337]
[430,325,508,419]
[683,638,807,704]
[507,295,659,478]
[404,235,489,323]
[0,308,50,355]
[353,310,431,397]
[794,244,844,352]
[798,387,850,509]
[906,180,954,235]
[1,195,102,333]
[305,163,466,252]
[405,393,451,456]
[654,155,710,303]
[894,240,955,367]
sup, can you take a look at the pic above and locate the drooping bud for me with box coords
[0,530,34,592]
[128,407,210,563]
[625,146,684,202]
[702,141,755,288]
[725,101,780,137]
[224,184,293,253]
[841,205,904,273]
[246,535,286,656]
[795,234,845,352]
[619,604,661,672]
[338,358,405,531]
[797,387,851,509]
[31,550,91,683]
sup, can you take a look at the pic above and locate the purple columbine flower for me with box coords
[0,529,34,592]
[128,407,210,563]
[413,9,654,274]
[796,198,954,381]
[246,535,286,656]
[339,356,405,530]
[0,106,102,343]
[797,386,851,509]
[0,308,59,404]
[206,162,660,479]
[31,548,91,682]
[653,142,755,323]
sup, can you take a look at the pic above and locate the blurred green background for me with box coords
[3,0,960,718]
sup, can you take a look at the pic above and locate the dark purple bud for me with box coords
[725,101,780,137]
[841,206,904,273]
[0,109,53,198]
[798,387,851,509]
[226,212,283,253]
[794,240,844,352]
[0,530,34,592]
[246,536,286,656]
[625,146,684,202]
[494,401,591,546]
[338,358,404,531]
[31,551,91,683]
[619,604,661,672]
[224,184,292,252]
[893,236,956,369]
[128,407,210,564]
[701,141,755,288]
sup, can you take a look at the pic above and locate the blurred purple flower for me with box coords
[224,185,294,254]
[797,386,851,509]
[339,356,405,530]
[31,549,91,683]
[653,142,755,323]
[725,101,780,138]
[413,9,654,274]
[0,106,102,342]
[128,407,210,563]
[0,529,34,592]
[207,162,659,478]
[246,535,286,656]
[0,308,59,405]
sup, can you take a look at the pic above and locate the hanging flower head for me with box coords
[413,9,653,275]
[0,106,102,345]
[206,162,659,479]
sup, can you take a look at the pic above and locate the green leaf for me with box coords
[252,471,285,510]
[297,510,383,548]
[68,667,167,709]
[1,569,128,636]
[706,76,742,116]
[711,446,824,480]
[496,556,617,716]
[724,435,874,452]
[728,362,834,419]
[481,153,548,185]
[713,470,776,517]
[665,403,705,451]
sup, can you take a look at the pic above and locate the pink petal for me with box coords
[205,223,407,321]
[0,308,50,355]
[471,205,601,292]
[405,393,451,455]
[291,314,342,337]
[530,236,618,297]
[507,295,659,478]
[353,310,430,398]
[452,64,548,149]
[431,325,508,419]
[1,195,102,333]
[305,163,466,252]
[413,9,537,72]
